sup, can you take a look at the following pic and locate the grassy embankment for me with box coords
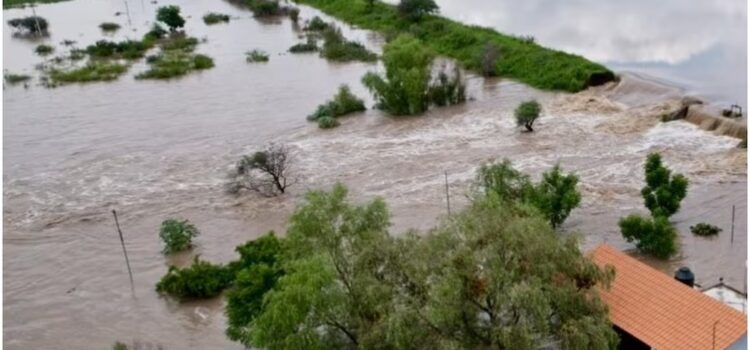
[296,0,615,92]
[3,0,69,9]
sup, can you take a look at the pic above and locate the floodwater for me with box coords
[432,0,748,109]
[3,0,747,349]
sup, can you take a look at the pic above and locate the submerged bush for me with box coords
[99,22,121,32]
[246,0,285,17]
[428,66,465,107]
[4,72,31,84]
[34,44,54,56]
[690,222,722,237]
[515,100,541,132]
[156,5,185,31]
[203,12,231,25]
[288,7,300,22]
[619,214,677,259]
[641,153,689,219]
[144,24,168,42]
[288,37,318,53]
[86,40,151,60]
[136,51,214,79]
[304,16,329,31]
[320,27,377,62]
[50,62,128,83]
[8,16,48,35]
[245,49,270,62]
[156,257,234,299]
[307,85,366,126]
[478,43,500,77]
[159,35,199,51]
[159,218,199,254]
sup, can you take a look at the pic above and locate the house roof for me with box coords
[590,244,747,350]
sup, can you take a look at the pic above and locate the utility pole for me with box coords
[730,205,735,244]
[112,209,135,295]
[30,4,43,36]
[123,0,132,26]
[444,171,451,216]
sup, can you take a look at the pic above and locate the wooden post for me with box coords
[112,210,135,295]
[731,205,735,244]
[444,171,451,216]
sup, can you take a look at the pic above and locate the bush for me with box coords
[8,16,48,35]
[319,27,377,62]
[398,0,438,21]
[156,257,234,299]
[427,66,465,106]
[247,0,283,17]
[50,62,128,83]
[34,44,54,56]
[515,100,541,132]
[529,164,581,228]
[193,54,215,69]
[203,12,230,25]
[362,34,433,115]
[156,5,185,31]
[289,7,300,22]
[144,23,168,42]
[85,40,151,59]
[159,35,199,51]
[136,51,214,79]
[619,214,677,259]
[690,223,722,237]
[99,22,121,32]
[641,153,688,218]
[307,85,366,123]
[245,49,270,62]
[304,16,329,31]
[159,218,199,254]
[4,72,31,84]
[289,37,318,53]
[317,116,340,129]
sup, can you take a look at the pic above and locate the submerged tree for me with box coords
[159,218,200,254]
[515,100,541,132]
[228,143,295,196]
[641,153,688,218]
[156,5,186,32]
[8,16,48,36]
[619,214,677,259]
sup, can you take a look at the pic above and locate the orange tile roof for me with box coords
[590,244,747,350]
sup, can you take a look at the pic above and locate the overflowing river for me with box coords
[3,0,747,349]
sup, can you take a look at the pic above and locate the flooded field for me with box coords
[3,0,747,349]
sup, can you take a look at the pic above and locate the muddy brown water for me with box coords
[3,0,747,349]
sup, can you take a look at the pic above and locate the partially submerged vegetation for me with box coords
[137,51,214,80]
[227,0,291,17]
[203,12,231,25]
[297,0,615,91]
[288,37,318,53]
[690,222,722,237]
[49,61,128,83]
[99,22,121,32]
[85,40,150,60]
[156,5,186,31]
[245,49,269,63]
[228,144,294,196]
[4,72,32,85]
[8,16,48,36]
[515,99,541,132]
[307,84,366,128]
[319,26,377,62]
[34,44,54,56]
[156,257,234,299]
[159,219,200,254]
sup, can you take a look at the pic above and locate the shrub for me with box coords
[159,218,199,254]
[307,85,366,122]
[690,223,721,237]
[247,0,282,17]
[156,257,234,299]
[50,62,128,83]
[203,12,230,25]
[85,40,151,59]
[475,159,532,202]
[156,5,185,31]
[362,34,433,115]
[289,7,300,22]
[529,164,581,228]
[245,49,270,63]
[136,51,214,79]
[159,35,199,51]
[427,66,465,106]
[144,23,168,42]
[193,54,214,69]
[99,22,121,32]
[69,49,86,61]
[398,0,438,21]
[8,16,48,35]
[317,116,340,129]
[515,100,541,132]
[228,144,295,196]
[319,27,377,62]
[304,16,329,31]
[288,37,318,53]
[4,72,31,84]
[641,153,688,218]
[619,214,677,259]
[34,44,54,56]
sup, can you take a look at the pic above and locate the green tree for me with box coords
[397,0,439,21]
[156,257,233,299]
[159,218,199,254]
[619,214,677,259]
[362,34,434,115]
[515,100,541,132]
[474,159,532,202]
[530,165,582,229]
[156,5,185,32]
[641,153,688,218]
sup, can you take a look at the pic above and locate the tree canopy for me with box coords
[156,5,185,31]
[641,153,688,218]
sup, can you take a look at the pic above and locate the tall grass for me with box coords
[297,0,614,92]
[50,61,128,83]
